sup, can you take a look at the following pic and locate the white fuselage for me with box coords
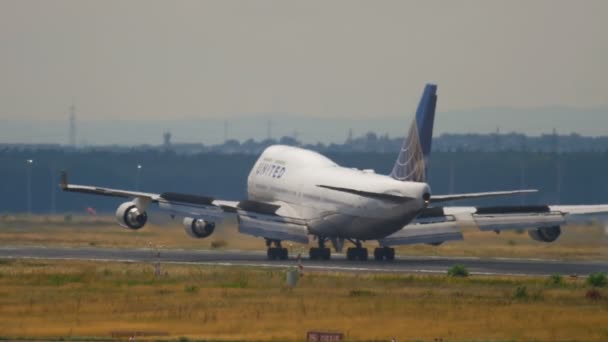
[247,145,430,240]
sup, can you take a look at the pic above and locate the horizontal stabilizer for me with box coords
[430,189,537,203]
[317,185,414,203]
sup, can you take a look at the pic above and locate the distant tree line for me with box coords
[4,131,608,156]
[1,147,608,215]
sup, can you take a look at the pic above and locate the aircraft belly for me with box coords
[309,212,414,240]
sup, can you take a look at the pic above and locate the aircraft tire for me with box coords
[386,248,395,261]
[346,248,356,261]
[347,247,368,261]
[374,247,395,261]
[374,248,383,261]
[309,248,319,260]
[267,248,276,260]
[321,248,331,260]
[267,247,288,260]
[359,248,368,261]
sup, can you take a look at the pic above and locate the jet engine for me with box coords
[115,201,148,230]
[183,217,215,239]
[528,226,561,242]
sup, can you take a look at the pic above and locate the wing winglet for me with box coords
[60,171,68,190]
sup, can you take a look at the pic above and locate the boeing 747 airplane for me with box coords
[61,84,608,261]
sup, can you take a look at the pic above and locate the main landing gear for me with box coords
[373,246,395,261]
[309,237,331,260]
[346,240,368,261]
[266,239,288,260]
[264,238,394,261]
[344,240,395,261]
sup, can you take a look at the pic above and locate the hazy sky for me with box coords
[0,0,607,125]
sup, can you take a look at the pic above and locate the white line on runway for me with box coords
[0,245,597,265]
[0,255,547,277]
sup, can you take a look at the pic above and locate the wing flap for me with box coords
[237,210,309,244]
[237,200,281,215]
[157,199,225,221]
[160,192,214,205]
[213,200,240,213]
[473,212,565,231]
[379,219,463,246]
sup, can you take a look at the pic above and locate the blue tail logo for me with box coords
[390,84,437,182]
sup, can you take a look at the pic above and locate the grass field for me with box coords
[0,259,607,341]
[1,214,607,261]
[1,215,608,341]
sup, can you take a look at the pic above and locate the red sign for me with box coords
[307,331,343,342]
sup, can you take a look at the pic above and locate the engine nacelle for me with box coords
[528,226,561,242]
[427,242,444,246]
[183,217,215,239]
[115,201,148,230]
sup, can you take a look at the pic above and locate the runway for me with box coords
[0,246,606,277]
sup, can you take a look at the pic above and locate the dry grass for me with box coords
[394,224,608,261]
[0,259,607,341]
[1,214,607,261]
[0,214,263,251]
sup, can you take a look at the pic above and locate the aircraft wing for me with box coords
[380,204,608,246]
[61,171,230,218]
[441,204,608,232]
[61,172,161,200]
[378,215,464,246]
[60,172,309,244]
[430,189,537,203]
[548,205,608,215]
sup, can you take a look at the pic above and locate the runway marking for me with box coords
[1,246,605,277]
[0,255,548,277]
[0,245,584,264]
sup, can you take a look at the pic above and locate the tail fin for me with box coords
[389,83,437,182]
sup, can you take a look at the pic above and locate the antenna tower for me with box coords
[69,105,76,147]
[267,120,272,140]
